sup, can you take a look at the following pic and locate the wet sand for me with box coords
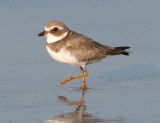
[0,0,160,123]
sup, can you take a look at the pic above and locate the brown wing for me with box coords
[65,31,113,62]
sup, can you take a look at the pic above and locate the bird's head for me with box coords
[38,20,69,43]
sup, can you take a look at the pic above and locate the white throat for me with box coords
[46,31,69,43]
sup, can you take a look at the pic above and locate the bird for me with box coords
[38,20,130,90]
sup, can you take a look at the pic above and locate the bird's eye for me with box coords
[52,27,58,32]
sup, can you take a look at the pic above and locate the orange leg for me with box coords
[80,67,88,90]
[57,66,88,88]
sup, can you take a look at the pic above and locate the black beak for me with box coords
[38,31,45,36]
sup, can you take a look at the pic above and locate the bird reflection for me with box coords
[45,90,124,123]
[58,90,87,114]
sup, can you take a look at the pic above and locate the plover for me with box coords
[38,20,130,90]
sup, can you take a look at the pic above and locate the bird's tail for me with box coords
[108,46,130,56]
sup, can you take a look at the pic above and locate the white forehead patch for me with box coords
[46,31,69,43]
[45,27,50,31]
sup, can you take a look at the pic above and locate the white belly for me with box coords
[46,45,85,67]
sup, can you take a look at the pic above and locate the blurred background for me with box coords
[0,0,160,123]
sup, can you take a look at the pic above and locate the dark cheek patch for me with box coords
[50,29,67,36]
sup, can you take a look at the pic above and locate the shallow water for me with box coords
[1,0,160,123]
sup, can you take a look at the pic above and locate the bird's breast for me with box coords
[46,45,82,66]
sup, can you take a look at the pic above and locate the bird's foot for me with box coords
[56,74,86,86]
[56,77,72,86]
[80,82,88,90]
